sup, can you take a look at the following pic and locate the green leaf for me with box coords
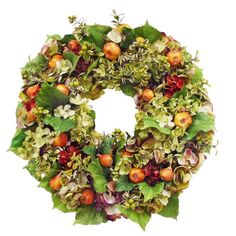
[138,182,164,202]
[75,207,107,225]
[52,193,74,213]
[88,159,108,192]
[134,21,162,43]
[22,54,47,75]
[36,83,69,111]
[9,129,26,150]
[116,175,135,192]
[85,25,112,50]
[142,116,171,134]
[62,51,79,73]
[47,34,62,40]
[59,34,76,44]
[25,160,38,180]
[191,67,203,84]
[44,116,76,132]
[99,136,114,154]
[118,206,151,230]
[185,112,215,140]
[159,194,179,219]
[120,83,137,97]
[82,145,97,159]
[85,59,99,77]
[172,86,188,98]
[120,27,135,50]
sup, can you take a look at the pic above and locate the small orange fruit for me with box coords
[103,42,121,60]
[129,168,145,183]
[160,168,174,182]
[166,50,182,67]
[26,84,40,99]
[49,175,61,191]
[68,39,81,52]
[56,84,70,95]
[53,133,68,147]
[26,111,36,123]
[174,112,192,128]
[141,89,154,102]
[48,54,63,68]
[98,154,113,167]
[80,188,95,205]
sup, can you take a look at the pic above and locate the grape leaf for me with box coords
[185,112,215,140]
[59,34,76,44]
[159,194,179,219]
[9,129,26,150]
[88,159,108,192]
[118,206,151,230]
[120,27,135,50]
[116,175,135,192]
[44,116,76,132]
[142,116,171,134]
[99,136,114,154]
[36,83,69,111]
[62,51,79,73]
[138,182,164,202]
[75,207,107,225]
[191,66,203,84]
[52,193,75,213]
[120,83,137,97]
[134,21,162,43]
[82,145,97,159]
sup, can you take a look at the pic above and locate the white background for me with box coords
[0,0,235,235]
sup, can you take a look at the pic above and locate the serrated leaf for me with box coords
[9,129,26,150]
[138,182,164,202]
[120,27,135,50]
[52,193,74,213]
[118,206,151,230]
[99,136,114,154]
[59,34,76,44]
[134,21,162,43]
[142,116,171,134]
[75,207,107,225]
[25,160,38,180]
[62,51,79,73]
[185,112,215,140]
[22,54,47,75]
[88,159,108,192]
[172,86,188,98]
[191,66,203,84]
[116,175,135,192]
[36,83,69,111]
[82,145,97,159]
[159,194,179,219]
[120,83,137,97]
[44,116,76,132]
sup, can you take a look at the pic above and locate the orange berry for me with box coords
[129,168,145,183]
[98,154,113,167]
[26,111,36,123]
[103,42,121,60]
[166,50,182,67]
[49,175,61,191]
[174,112,192,128]
[68,39,81,52]
[142,89,154,102]
[80,188,95,205]
[48,54,63,68]
[160,168,174,182]
[53,133,68,147]
[26,84,40,99]
[56,84,70,95]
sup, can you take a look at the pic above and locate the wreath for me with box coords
[10,11,215,230]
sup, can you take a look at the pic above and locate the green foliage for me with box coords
[36,83,69,111]
[9,129,26,150]
[185,112,215,140]
[142,116,171,134]
[191,67,203,84]
[52,194,75,213]
[62,51,79,73]
[134,21,162,43]
[138,182,164,202]
[99,136,114,154]
[120,83,138,97]
[88,159,108,192]
[82,145,97,159]
[75,207,107,225]
[44,115,76,132]
[59,34,76,44]
[120,27,135,50]
[159,194,179,219]
[118,206,151,230]
[21,54,47,75]
[116,175,135,192]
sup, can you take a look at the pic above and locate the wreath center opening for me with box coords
[89,89,137,135]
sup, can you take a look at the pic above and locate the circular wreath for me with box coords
[10,11,215,230]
